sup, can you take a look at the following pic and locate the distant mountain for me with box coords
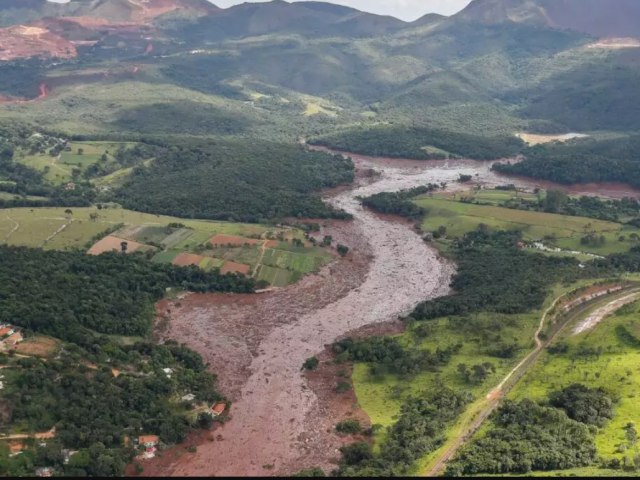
[455,0,640,37]
[182,0,406,41]
[0,0,219,26]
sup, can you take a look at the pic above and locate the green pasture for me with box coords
[414,196,640,255]
[510,300,640,464]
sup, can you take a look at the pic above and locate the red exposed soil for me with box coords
[220,261,251,275]
[88,235,146,255]
[0,25,76,61]
[144,154,455,477]
[209,234,261,246]
[171,252,207,267]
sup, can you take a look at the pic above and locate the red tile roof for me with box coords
[211,402,226,415]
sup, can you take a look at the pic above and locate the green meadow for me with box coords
[414,195,640,256]
[511,299,640,465]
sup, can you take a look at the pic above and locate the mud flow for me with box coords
[149,149,640,476]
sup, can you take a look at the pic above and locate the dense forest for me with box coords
[410,229,581,321]
[113,139,354,222]
[446,396,599,475]
[494,135,640,187]
[0,246,256,342]
[310,126,525,160]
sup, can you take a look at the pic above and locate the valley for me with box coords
[1,0,640,477]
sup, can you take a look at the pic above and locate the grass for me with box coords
[414,196,640,256]
[15,141,135,186]
[352,311,540,437]
[510,299,640,465]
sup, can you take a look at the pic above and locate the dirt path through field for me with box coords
[4,215,19,241]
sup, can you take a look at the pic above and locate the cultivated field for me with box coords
[0,206,332,286]
[14,336,61,358]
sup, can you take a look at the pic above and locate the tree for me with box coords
[120,241,129,253]
[321,235,333,247]
[543,190,568,213]
[64,209,73,216]
[77,148,84,155]
[302,356,319,371]
[337,244,349,257]
[625,423,638,446]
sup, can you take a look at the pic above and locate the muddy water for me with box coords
[159,148,640,477]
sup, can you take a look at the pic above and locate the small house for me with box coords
[0,327,14,338]
[35,467,54,477]
[138,435,159,448]
[181,393,195,402]
[211,402,226,417]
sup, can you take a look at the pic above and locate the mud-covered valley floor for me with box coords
[145,149,640,477]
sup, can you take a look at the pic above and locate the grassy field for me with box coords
[352,310,540,439]
[0,206,332,285]
[510,299,640,466]
[414,195,640,256]
[15,141,136,185]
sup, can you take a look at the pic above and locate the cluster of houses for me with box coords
[0,325,23,352]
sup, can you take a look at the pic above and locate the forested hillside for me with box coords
[113,139,354,222]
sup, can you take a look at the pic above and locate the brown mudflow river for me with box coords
[151,149,640,477]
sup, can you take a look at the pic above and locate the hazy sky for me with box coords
[211,0,473,21]
[48,1,474,22]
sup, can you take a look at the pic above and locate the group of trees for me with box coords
[0,246,257,342]
[494,135,640,188]
[113,138,354,223]
[1,339,222,477]
[493,187,640,224]
[0,244,248,476]
[332,336,461,377]
[446,397,599,475]
[361,185,438,221]
[311,126,525,161]
[409,228,582,321]
[337,387,472,476]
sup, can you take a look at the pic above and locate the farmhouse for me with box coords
[211,402,226,417]
[5,332,23,346]
[138,435,159,448]
[0,325,23,351]
[0,327,14,338]
[138,435,160,459]
[35,467,54,477]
